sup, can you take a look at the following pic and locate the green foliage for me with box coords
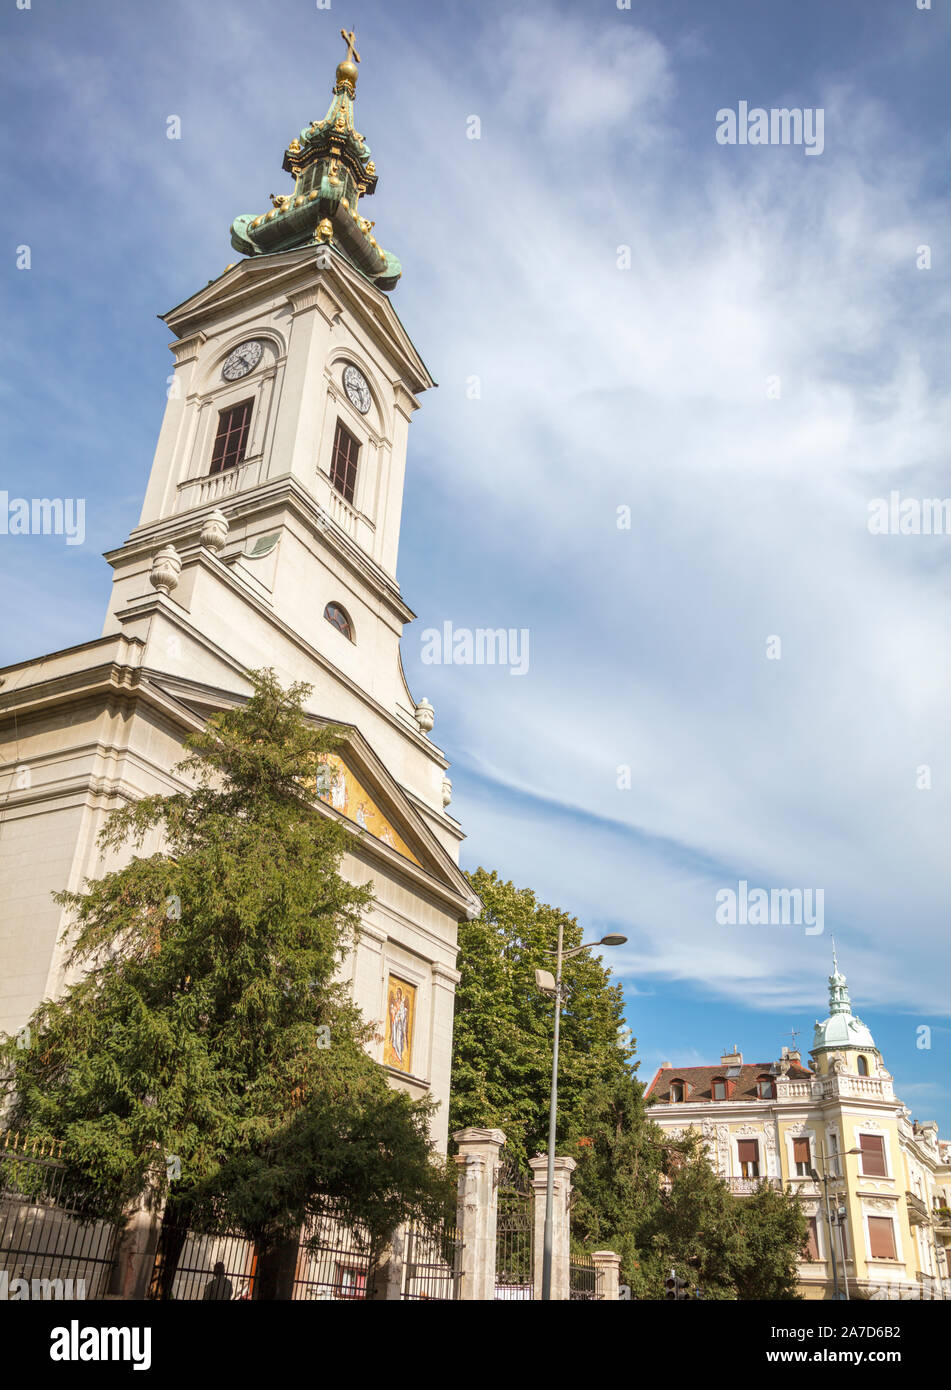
[648,1136,807,1299]
[450,869,807,1299]
[0,670,445,1250]
[733,1177,809,1300]
[449,868,664,1290]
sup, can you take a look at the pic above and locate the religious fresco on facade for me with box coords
[307,754,420,865]
[383,975,416,1074]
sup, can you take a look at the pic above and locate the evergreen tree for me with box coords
[449,868,664,1289]
[1,670,446,1289]
[734,1178,808,1300]
[450,869,807,1299]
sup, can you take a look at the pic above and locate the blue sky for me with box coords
[1,0,950,1128]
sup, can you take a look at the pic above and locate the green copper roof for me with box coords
[812,943,876,1052]
[230,30,401,292]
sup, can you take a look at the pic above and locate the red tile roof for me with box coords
[645,1061,812,1103]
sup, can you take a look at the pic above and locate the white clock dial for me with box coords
[343,364,371,414]
[221,340,264,381]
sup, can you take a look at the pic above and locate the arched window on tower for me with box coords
[324,602,354,642]
[209,399,253,475]
[330,419,360,504]
[857,1055,869,1077]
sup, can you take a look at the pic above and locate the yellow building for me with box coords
[645,952,951,1300]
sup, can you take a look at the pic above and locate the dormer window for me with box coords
[324,602,354,642]
[756,1075,775,1100]
[712,1077,727,1101]
[210,399,253,475]
[330,419,360,504]
[669,1080,686,1103]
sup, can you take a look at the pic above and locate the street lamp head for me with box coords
[600,934,627,946]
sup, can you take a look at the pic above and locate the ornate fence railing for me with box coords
[0,1131,122,1299]
[494,1149,534,1299]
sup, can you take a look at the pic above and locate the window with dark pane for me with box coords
[330,419,360,503]
[324,602,354,642]
[210,399,253,475]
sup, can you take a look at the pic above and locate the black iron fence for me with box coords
[0,1132,121,1299]
[401,1217,463,1300]
[569,1251,601,1300]
[495,1150,534,1299]
[148,1222,257,1300]
[293,1201,378,1300]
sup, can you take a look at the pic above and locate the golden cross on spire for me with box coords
[340,28,361,65]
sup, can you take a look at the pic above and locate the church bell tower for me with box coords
[0,34,473,1149]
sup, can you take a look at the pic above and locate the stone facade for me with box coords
[646,957,951,1299]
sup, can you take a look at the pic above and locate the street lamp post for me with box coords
[810,1145,861,1301]
[536,930,627,1302]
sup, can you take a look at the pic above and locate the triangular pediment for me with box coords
[162,247,434,393]
[309,721,470,905]
[306,751,421,866]
[146,675,471,914]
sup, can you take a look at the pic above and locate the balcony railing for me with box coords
[177,456,263,512]
[775,1074,895,1103]
[726,1177,783,1196]
[906,1191,930,1226]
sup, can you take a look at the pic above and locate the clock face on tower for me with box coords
[221,340,264,381]
[343,364,371,414]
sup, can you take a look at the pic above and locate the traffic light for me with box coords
[665,1270,690,1300]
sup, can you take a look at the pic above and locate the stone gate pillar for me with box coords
[452,1127,506,1301]
[106,1179,165,1300]
[529,1154,576,1300]
[592,1249,622,1301]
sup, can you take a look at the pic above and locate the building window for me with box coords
[793,1137,812,1177]
[828,1133,840,1177]
[330,419,360,503]
[756,1075,775,1100]
[867,1216,897,1261]
[334,1264,367,1299]
[737,1139,760,1179]
[324,602,354,641]
[712,1077,726,1101]
[669,1080,686,1103]
[210,399,253,475]
[857,1055,869,1076]
[859,1133,887,1179]
[805,1216,820,1261]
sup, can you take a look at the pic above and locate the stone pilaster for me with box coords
[106,1187,165,1300]
[592,1249,622,1301]
[529,1153,576,1300]
[453,1127,506,1301]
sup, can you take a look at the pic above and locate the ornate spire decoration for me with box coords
[812,945,877,1053]
[230,29,401,291]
